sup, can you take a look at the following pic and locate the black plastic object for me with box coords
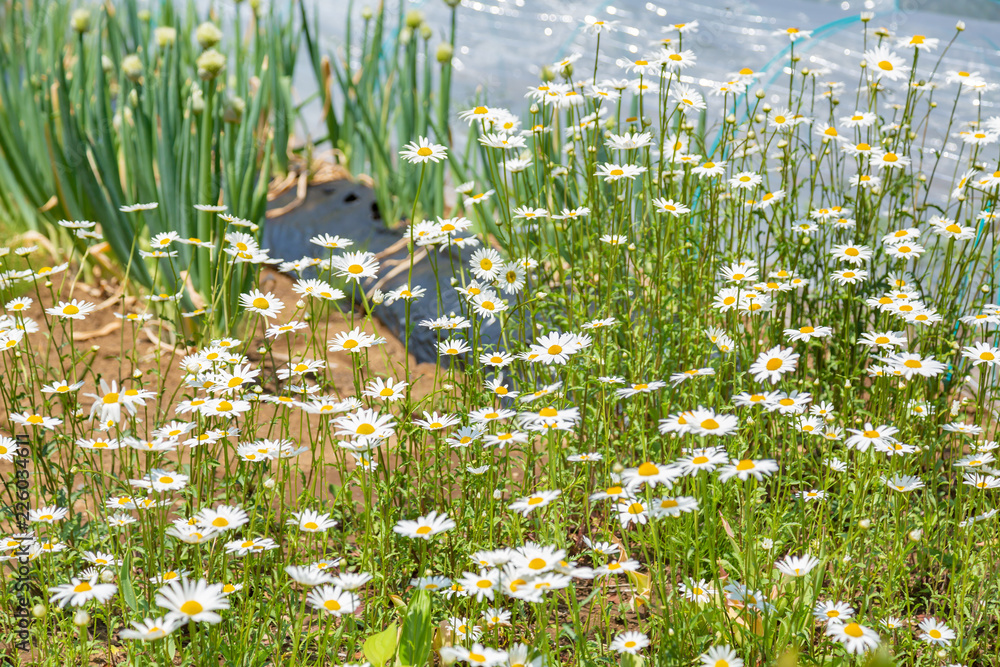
[264,180,501,363]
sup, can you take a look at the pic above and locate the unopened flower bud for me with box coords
[72,9,91,34]
[192,88,205,113]
[263,477,275,489]
[74,610,91,627]
[196,21,223,50]
[223,96,245,123]
[197,49,226,80]
[32,604,46,619]
[122,54,143,82]
[436,42,454,64]
[156,27,177,48]
[405,9,424,28]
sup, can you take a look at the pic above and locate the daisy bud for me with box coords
[132,368,143,378]
[121,54,143,82]
[156,26,178,47]
[667,628,675,636]
[91,345,100,352]
[843,554,852,563]
[908,529,922,542]
[536,292,547,300]
[400,28,413,45]
[613,463,624,473]
[755,89,765,99]
[844,380,852,388]
[982,285,991,293]
[138,9,151,22]
[492,489,503,500]
[71,9,91,33]
[253,385,263,394]
[197,49,227,80]
[956,21,965,31]
[73,610,91,627]
[100,569,116,583]
[936,650,948,659]
[102,55,114,74]
[361,6,373,20]
[859,519,871,530]
[747,130,756,140]
[436,42,453,64]
[860,11,874,21]
[420,24,433,40]
[32,604,46,619]
[257,346,266,355]
[196,21,223,49]
[777,140,788,149]
[263,478,275,489]
[761,104,772,113]
[754,113,765,123]
[530,103,539,114]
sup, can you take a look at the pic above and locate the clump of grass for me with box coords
[3,7,1000,667]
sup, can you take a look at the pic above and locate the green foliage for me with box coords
[0,0,297,301]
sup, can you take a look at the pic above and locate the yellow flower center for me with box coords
[180,600,204,615]
[637,462,659,476]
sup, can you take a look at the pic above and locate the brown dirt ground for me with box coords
[0,265,440,531]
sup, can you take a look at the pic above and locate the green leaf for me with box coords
[397,591,432,667]
[363,623,398,667]
[120,562,138,612]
